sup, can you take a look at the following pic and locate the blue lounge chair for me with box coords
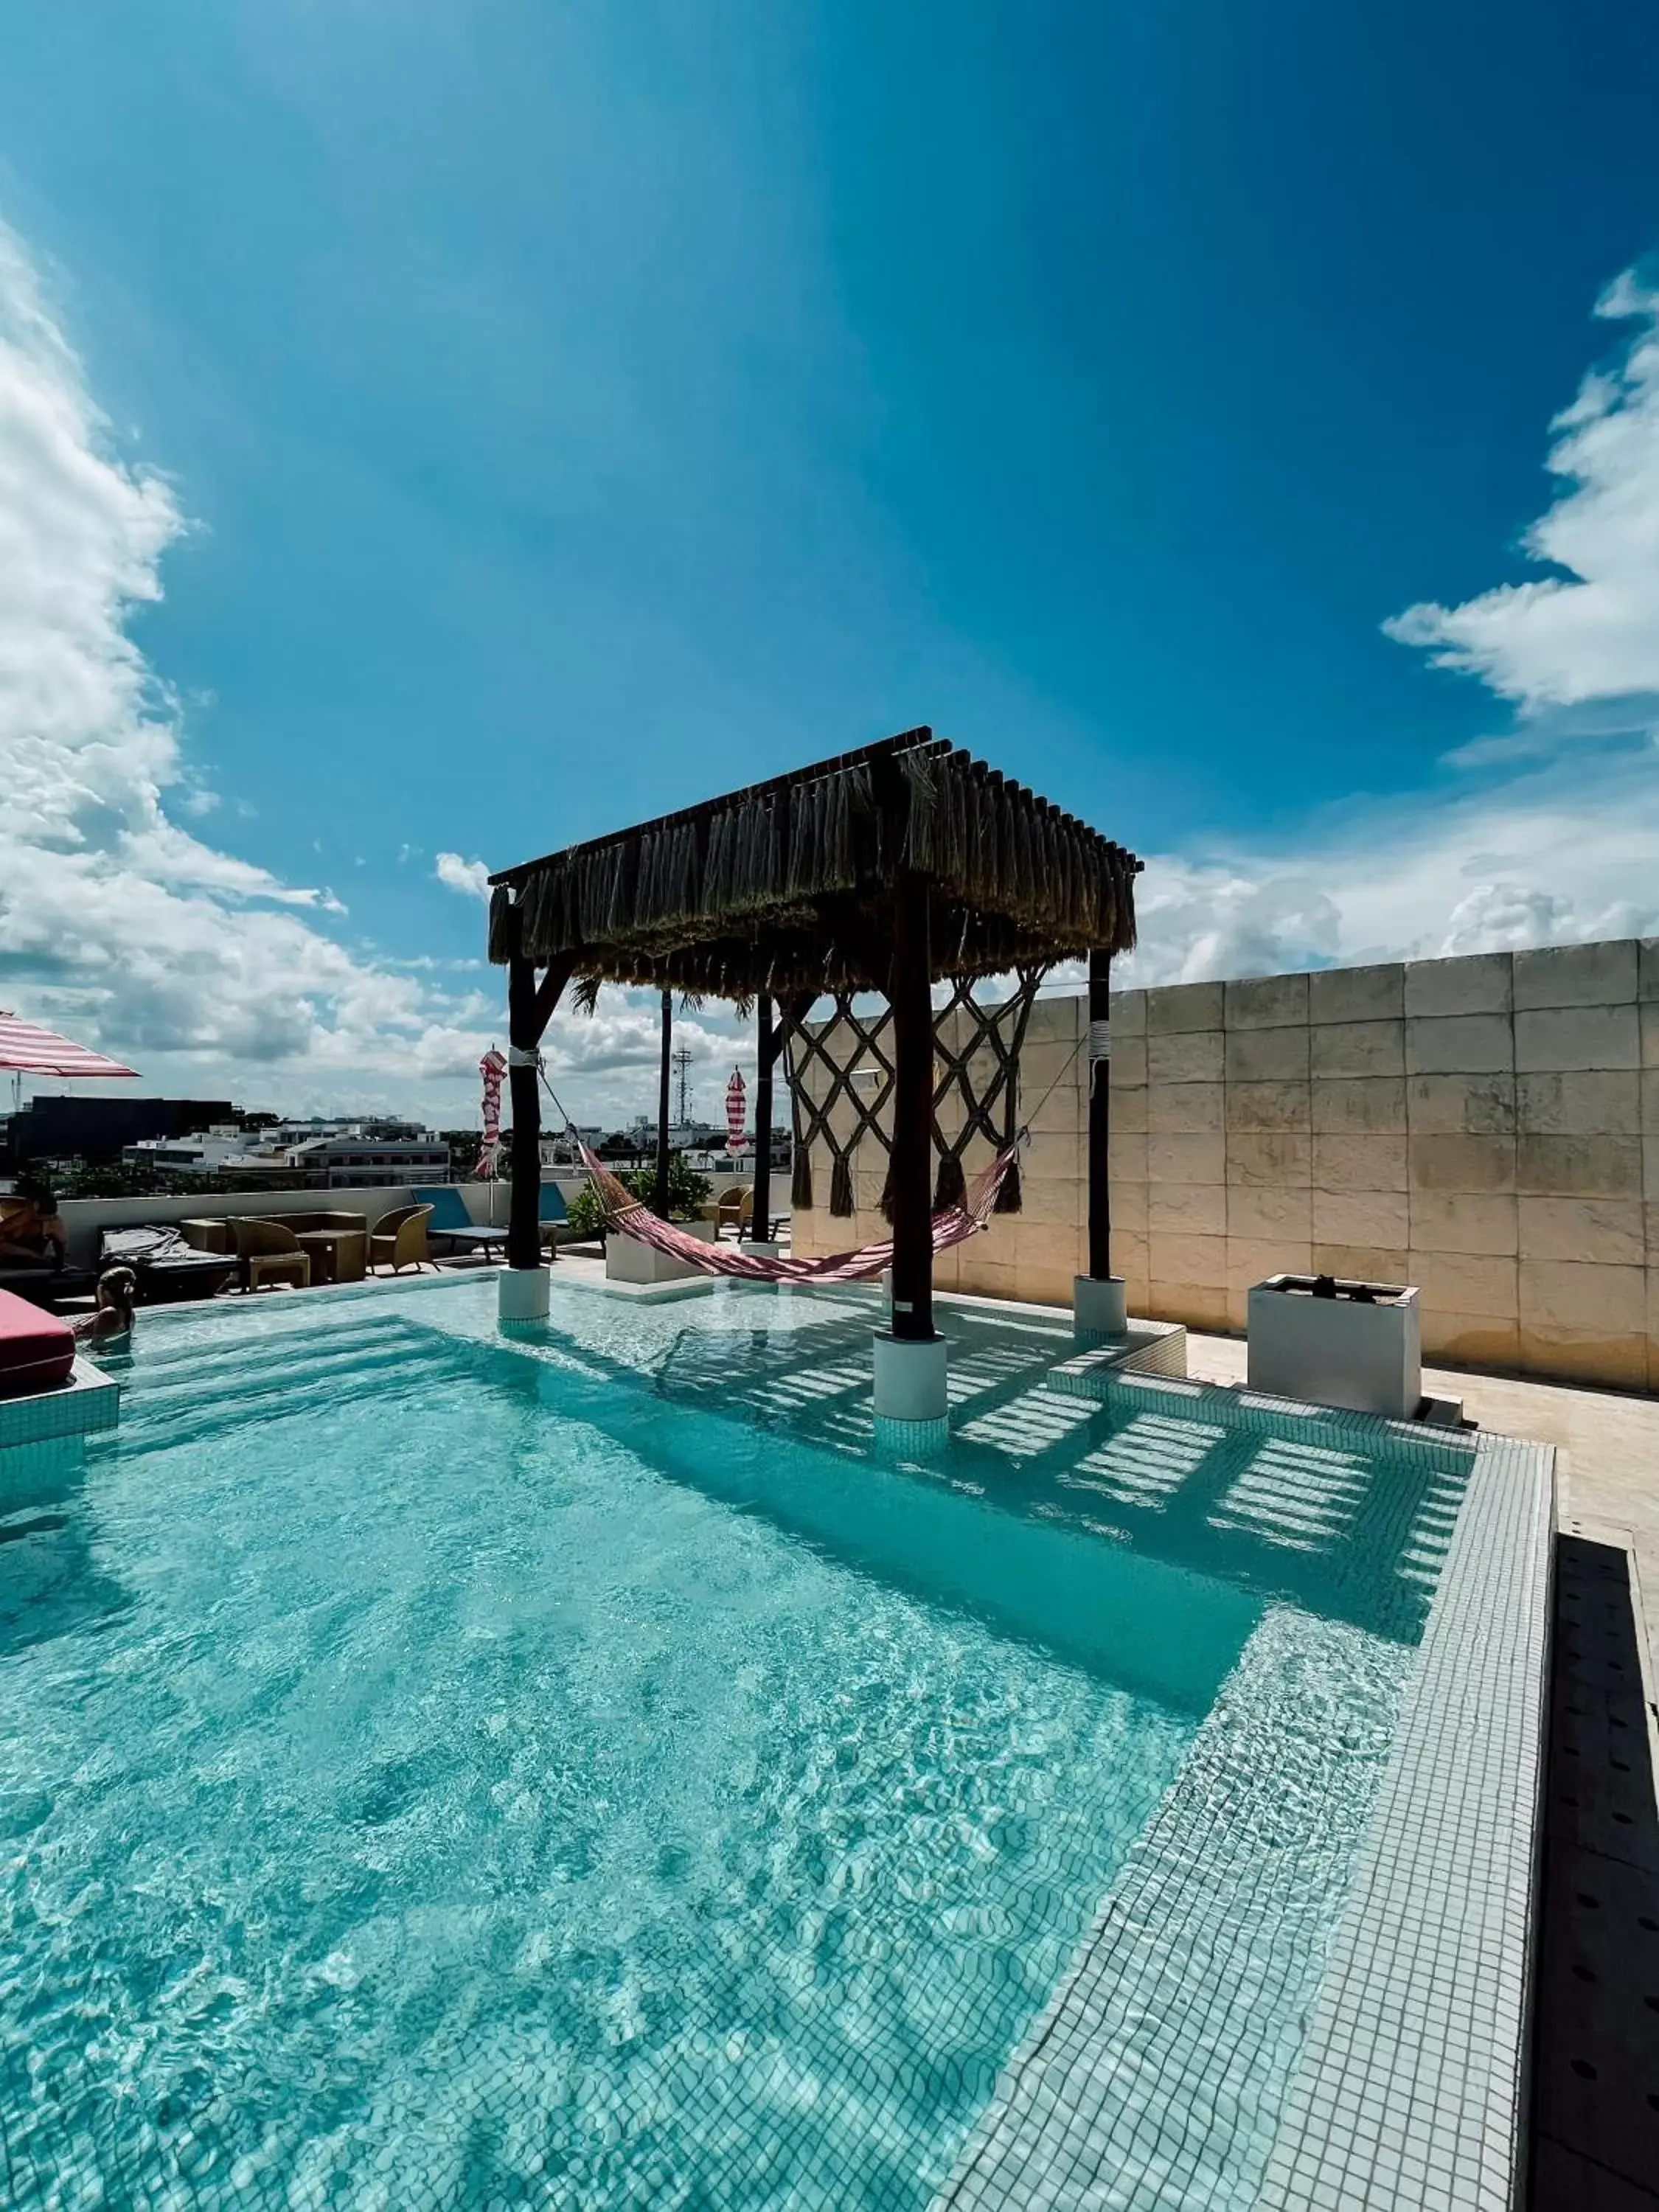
[416,1186,508,1257]
[415,1185,568,1258]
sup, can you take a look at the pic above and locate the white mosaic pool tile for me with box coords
[932,1359,1551,2212]
[874,1411,952,1456]
[86,1270,1554,2211]
[1256,1432,1554,2212]
[933,1610,1422,2212]
[0,1363,119,1452]
[1048,1352,1478,1478]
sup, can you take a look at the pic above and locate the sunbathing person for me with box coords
[0,1180,69,1269]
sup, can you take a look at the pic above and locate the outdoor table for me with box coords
[294,1228,367,1286]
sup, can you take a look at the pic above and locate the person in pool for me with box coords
[72,1267,136,1349]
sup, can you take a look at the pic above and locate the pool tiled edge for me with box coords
[1256,1430,1554,2212]
[953,1354,1553,2211]
[933,1610,1425,2212]
[0,1362,120,1452]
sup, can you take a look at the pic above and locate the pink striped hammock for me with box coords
[577,1141,1020,1283]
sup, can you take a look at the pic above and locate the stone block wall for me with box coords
[787,936,1659,1391]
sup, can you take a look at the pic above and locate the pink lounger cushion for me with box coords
[0,1288,75,1398]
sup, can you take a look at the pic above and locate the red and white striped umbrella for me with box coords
[475,1046,508,1178]
[0,1011,137,1079]
[725,1067,746,1155]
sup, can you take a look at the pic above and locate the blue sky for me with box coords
[1,1,1657,1124]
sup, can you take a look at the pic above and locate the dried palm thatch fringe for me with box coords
[489,729,1138,996]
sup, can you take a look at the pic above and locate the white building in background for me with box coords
[282,1134,449,1189]
[124,1119,450,1188]
[122,1125,277,1177]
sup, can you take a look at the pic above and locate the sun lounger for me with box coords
[414,1186,568,1257]
[98,1225,237,1303]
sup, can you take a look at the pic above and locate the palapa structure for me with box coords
[487,727,1140,1379]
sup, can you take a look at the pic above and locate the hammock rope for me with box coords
[574,1139,1021,1283]
[533,996,1088,1285]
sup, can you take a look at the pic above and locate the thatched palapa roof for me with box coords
[487,727,1140,998]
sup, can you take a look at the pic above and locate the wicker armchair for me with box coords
[229,1217,311,1293]
[714,1185,750,1233]
[369,1203,432,1274]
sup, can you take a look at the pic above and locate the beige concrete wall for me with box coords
[791,936,1659,1392]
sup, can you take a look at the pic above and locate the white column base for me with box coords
[872,1328,948,1437]
[744,1239,780,1259]
[498,1265,550,1321]
[1074,1273,1128,1341]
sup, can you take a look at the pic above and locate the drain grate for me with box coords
[1529,1534,1659,2207]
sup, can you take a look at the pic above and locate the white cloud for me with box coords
[0,219,495,1110]
[543,985,738,1082]
[1115,262,1659,990]
[1385,270,1659,709]
[1117,744,1659,987]
[0,223,754,1135]
[434,852,492,901]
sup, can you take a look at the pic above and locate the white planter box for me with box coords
[605,1219,717,1285]
[1246,1273,1422,1419]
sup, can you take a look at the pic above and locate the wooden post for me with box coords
[505,916,575,1276]
[506,924,542,1273]
[1087,947,1112,1279]
[750,995,773,1242]
[654,988,672,1217]
[888,869,936,1341]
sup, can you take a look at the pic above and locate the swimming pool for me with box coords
[0,1275,1549,2209]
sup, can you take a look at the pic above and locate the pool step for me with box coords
[114,1315,474,1447]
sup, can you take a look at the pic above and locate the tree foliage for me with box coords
[564,1155,712,1237]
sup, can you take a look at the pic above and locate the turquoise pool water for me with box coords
[0,1278,1471,2209]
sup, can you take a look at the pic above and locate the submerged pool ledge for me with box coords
[935,1408,1554,2212]
[1048,1346,1479,1475]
